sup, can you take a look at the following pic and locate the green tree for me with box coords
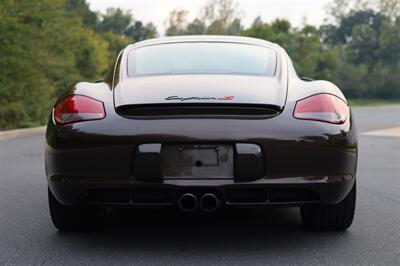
[241,18,338,80]
[165,0,242,36]
[125,21,158,41]
[0,0,62,128]
[378,19,400,64]
[165,9,189,36]
[201,0,242,35]
[323,0,400,99]
[100,31,132,73]
[97,8,157,41]
[186,19,206,35]
[97,8,132,35]
[0,0,110,129]
[65,0,98,28]
[379,0,400,20]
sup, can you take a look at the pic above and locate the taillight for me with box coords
[293,94,349,124]
[53,95,105,125]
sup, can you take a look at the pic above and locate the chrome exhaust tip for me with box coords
[199,193,219,212]
[178,193,198,212]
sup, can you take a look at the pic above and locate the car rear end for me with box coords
[45,36,357,231]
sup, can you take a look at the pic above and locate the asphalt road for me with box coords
[1,106,399,265]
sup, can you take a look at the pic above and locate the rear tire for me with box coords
[301,181,356,230]
[48,188,101,232]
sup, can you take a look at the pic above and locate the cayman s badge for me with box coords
[165,96,235,101]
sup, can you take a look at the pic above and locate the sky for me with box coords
[87,0,334,35]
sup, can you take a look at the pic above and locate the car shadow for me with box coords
[52,207,348,254]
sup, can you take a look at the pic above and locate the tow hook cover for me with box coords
[234,143,264,181]
[134,143,162,181]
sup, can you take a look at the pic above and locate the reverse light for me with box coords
[53,95,105,125]
[293,94,349,124]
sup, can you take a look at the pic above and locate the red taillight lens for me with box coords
[53,95,105,125]
[293,94,349,124]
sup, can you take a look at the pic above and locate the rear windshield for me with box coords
[127,42,277,77]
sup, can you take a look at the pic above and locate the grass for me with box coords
[347,99,400,106]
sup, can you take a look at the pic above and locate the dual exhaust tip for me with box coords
[178,193,219,212]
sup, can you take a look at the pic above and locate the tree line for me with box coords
[0,0,399,129]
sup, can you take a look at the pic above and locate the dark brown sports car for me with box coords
[45,36,357,231]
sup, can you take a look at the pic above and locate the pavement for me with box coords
[0,105,399,265]
[0,126,46,142]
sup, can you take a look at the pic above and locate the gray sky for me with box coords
[87,0,333,35]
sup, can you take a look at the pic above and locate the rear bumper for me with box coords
[48,174,355,206]
[45,102,357,207]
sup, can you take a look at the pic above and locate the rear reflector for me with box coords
[53,95,105,125]
[293,94,349,124]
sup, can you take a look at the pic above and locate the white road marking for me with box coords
[362,127,400,138]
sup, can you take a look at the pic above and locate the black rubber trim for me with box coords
[116,103,282,119]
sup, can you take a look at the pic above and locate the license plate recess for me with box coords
[163,144,234,179]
